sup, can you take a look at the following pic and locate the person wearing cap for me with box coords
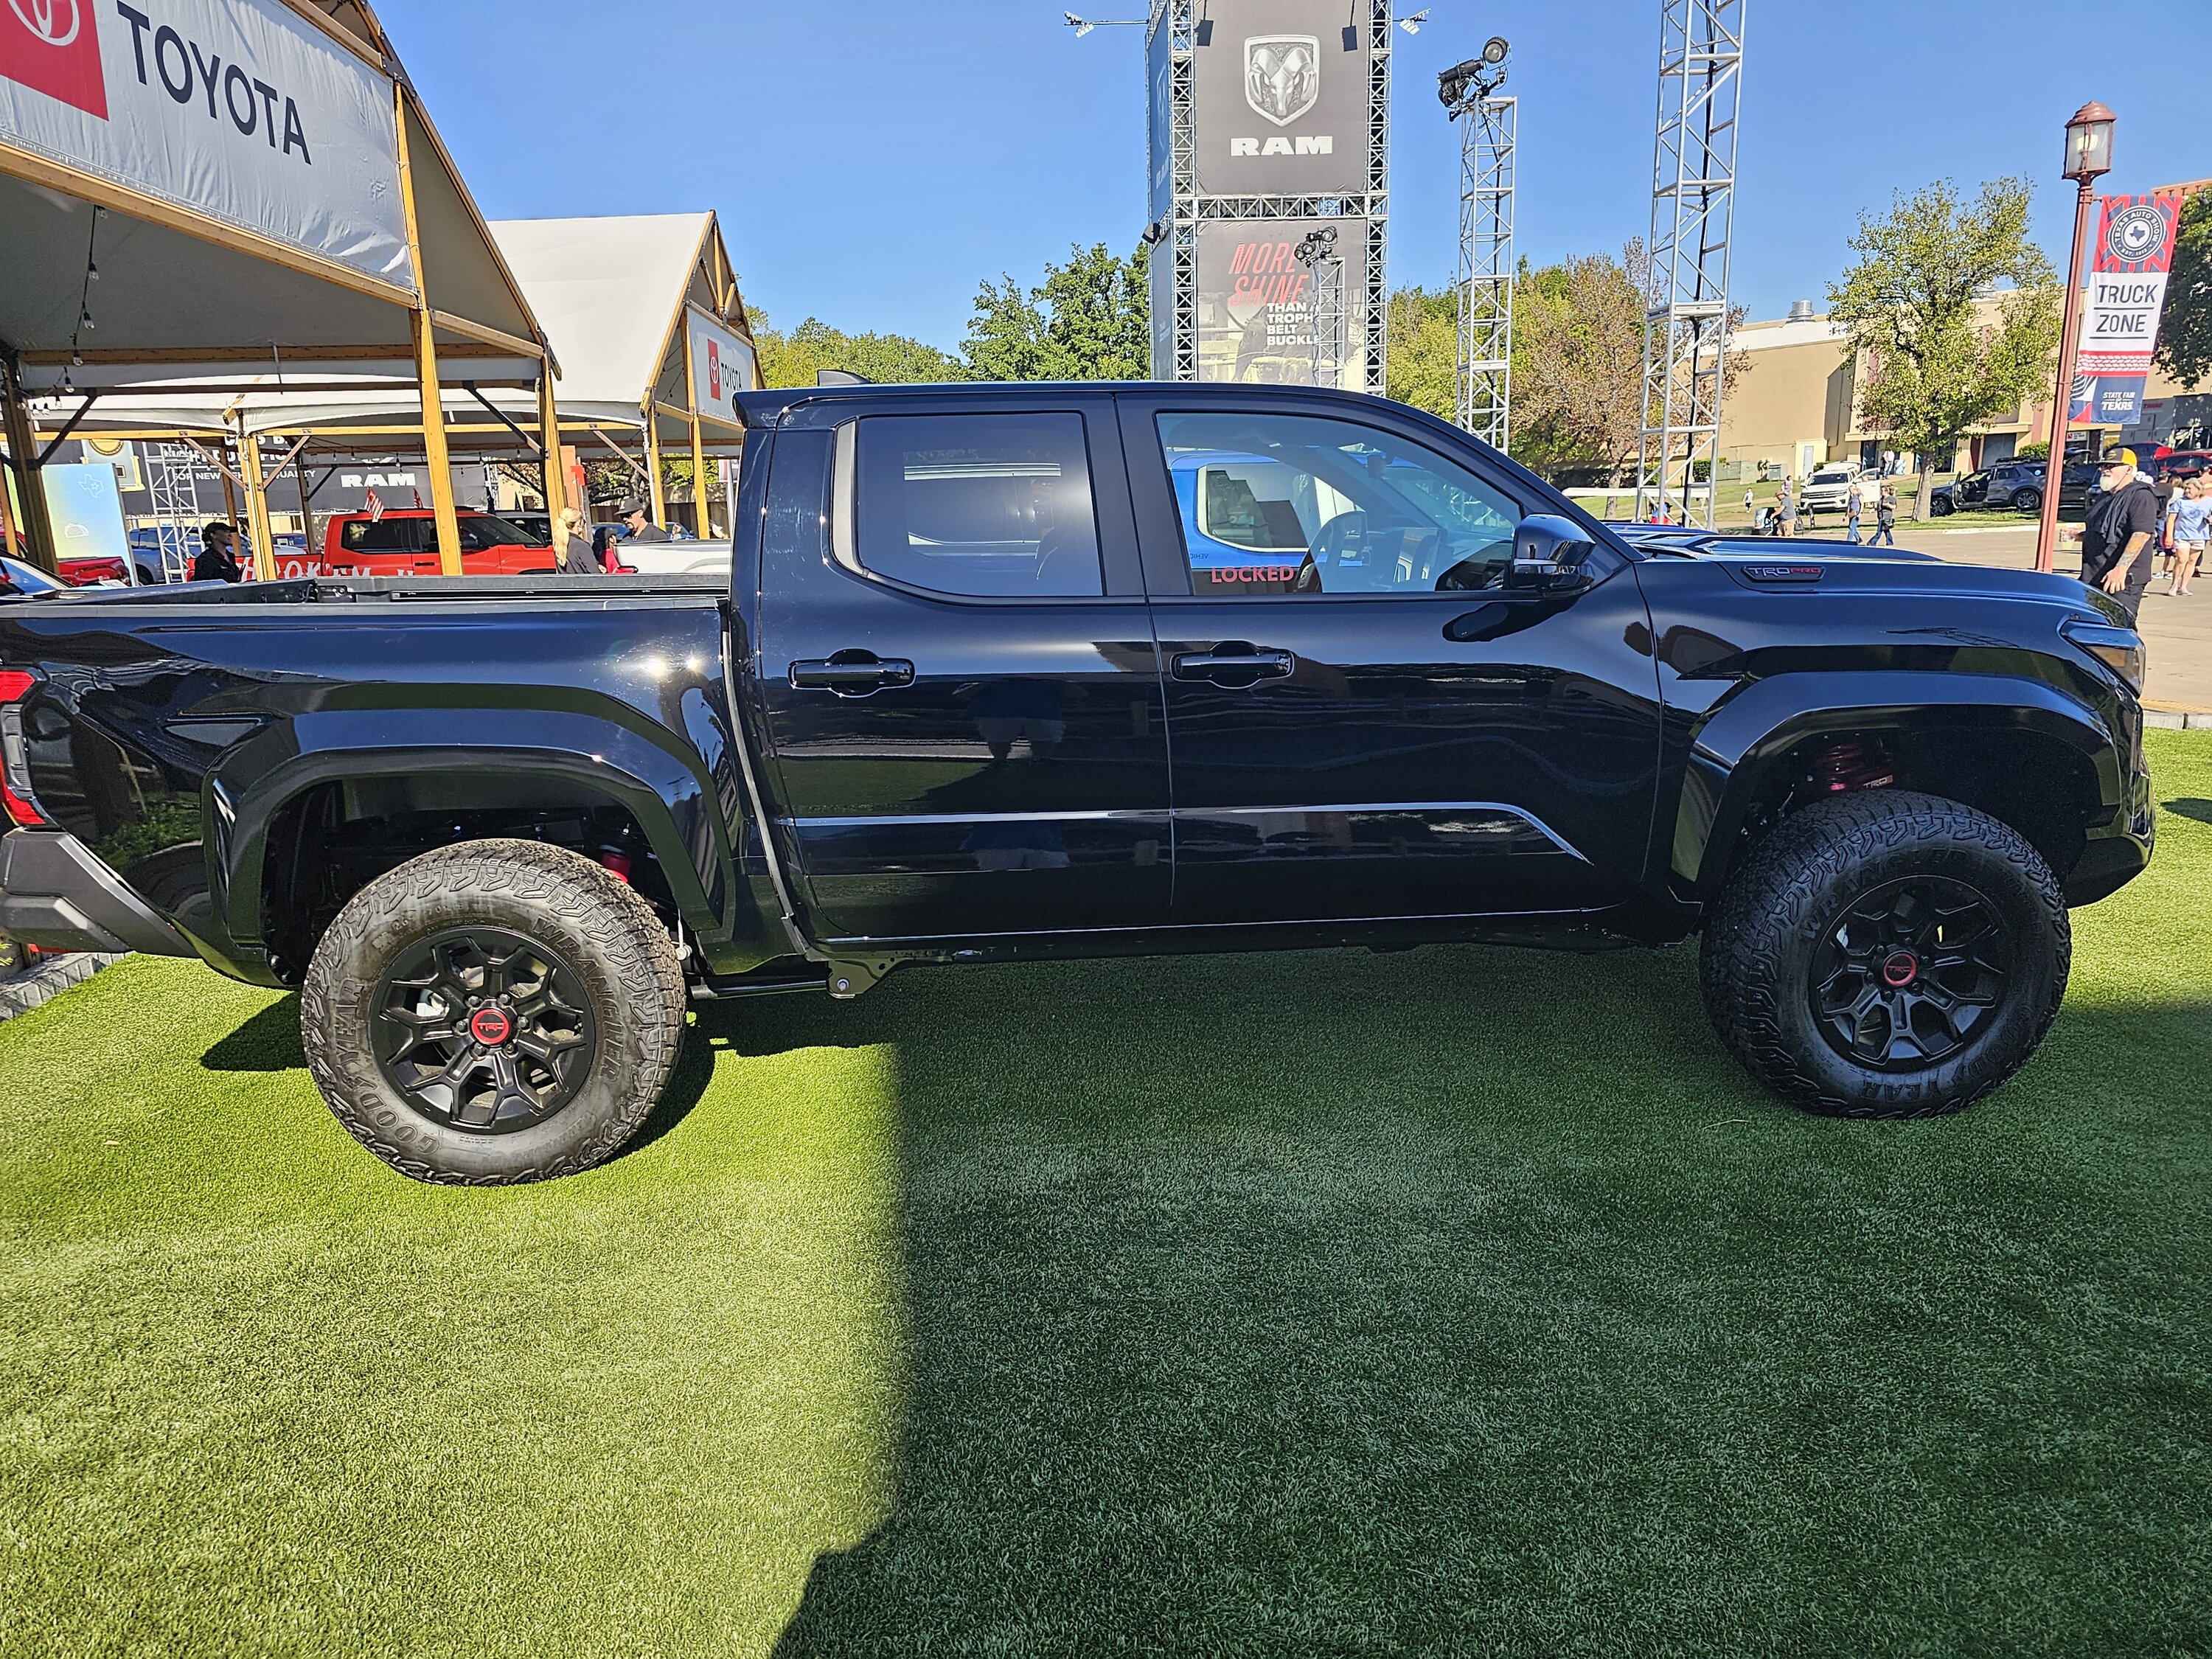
[2078,448,2162,620]
[620,500,670,546]
[190,521,243,583]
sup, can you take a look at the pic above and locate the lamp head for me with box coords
[2063,100,2115,181]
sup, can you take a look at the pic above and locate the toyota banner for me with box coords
[0,0,413,289]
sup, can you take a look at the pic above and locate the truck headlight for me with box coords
[2060,616,2146,695]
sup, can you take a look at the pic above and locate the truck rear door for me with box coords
[755,394,1170,943]
[1119,393,1661,924]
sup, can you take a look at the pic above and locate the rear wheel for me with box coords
[2010,487,2042,512]
[301,839,686,1183]
[1700,792,2069,1119]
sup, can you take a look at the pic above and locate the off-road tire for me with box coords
[301,839,686,1183]
[1700,791,2070,1119]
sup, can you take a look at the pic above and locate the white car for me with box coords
[613,538,730,577]
[1798,465,1862,515]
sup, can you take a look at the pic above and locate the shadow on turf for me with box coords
[737,947,2212,1655]
[201,995,305,1071]
[2166,797,2212,827]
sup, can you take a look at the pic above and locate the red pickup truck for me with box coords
[282,509,560,579]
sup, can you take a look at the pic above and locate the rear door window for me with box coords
[341,518,425,554]
[846,413,1104,598]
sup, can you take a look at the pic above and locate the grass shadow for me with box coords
[200,994,305,1071]
[761,945,2212,1657]
[2164,797,2212,827]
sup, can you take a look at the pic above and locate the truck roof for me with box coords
[733,380,1425,428]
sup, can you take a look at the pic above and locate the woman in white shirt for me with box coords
[2166,473,2212,598]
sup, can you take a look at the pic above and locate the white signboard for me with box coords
[686,309,754,425]
[0,0,414,290]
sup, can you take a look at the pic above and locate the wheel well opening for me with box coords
[260,776,674,984]
[1737,726,2097,885]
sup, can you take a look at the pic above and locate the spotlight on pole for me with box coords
[1399,8,1430,32]
[1439,40,1509,111]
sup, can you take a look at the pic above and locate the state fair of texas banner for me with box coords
[2071,194,2181,426]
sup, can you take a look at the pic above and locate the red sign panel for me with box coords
[0,0,108,120]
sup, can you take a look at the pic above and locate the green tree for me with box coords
[2154,191,2212,390]
[1827,177,2062,518]
[751,310,965,389]
[962,242,1150,381]
[1384,285,1456,420]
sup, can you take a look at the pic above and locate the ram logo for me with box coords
[1230,135,1333,158]
[1244,34,1319,127]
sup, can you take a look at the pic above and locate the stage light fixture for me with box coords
[1399,10,1429,33]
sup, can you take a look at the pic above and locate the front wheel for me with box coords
[1700,792,2069,1119]
[301,839,687,1183]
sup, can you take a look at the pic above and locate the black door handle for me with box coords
[1444,601,1551,644]
[1171,643,1295,683]
[789,650,916,696]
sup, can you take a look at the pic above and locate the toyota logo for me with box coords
[9,0,80,47]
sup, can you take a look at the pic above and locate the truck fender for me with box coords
[1671,669,2124,900]
[209,706,734,953]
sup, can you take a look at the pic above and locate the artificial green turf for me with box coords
[5,735,2211,1658]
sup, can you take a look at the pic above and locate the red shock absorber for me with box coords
[598,849,633,885]
[1810,740,1896,794]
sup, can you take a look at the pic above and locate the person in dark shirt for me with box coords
[2079,448,2161,620]
[190,521,242,583]
[620,500,670,546]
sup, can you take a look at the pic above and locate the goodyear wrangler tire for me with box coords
[301,839,686,1183]
[1700,791,2070,1119]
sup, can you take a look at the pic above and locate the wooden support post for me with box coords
[1,358,58,574]
[395,86,463,577]
[645,415,667,529]
[681,321,710,537]
[537,371,566,537]
[236,417,276,580]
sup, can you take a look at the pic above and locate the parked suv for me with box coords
[302,509,554,578]
[1935,459,2096,518]
[1798,464,1860,515]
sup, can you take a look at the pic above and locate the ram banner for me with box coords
[2072,194,2182,427]
[0,0,413,288]
[1189,0,1372,198]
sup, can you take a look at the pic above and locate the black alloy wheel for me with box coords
[1699,790,2069,1119]
[1808,875,2011,1071]
[2011,487,2042,512]
[372,926,599,1132]
[302,839,686,1183]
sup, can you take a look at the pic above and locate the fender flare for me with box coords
[207,706,734,954]
[1670,669,2122,899]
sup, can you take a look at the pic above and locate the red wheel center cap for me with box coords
[1881,951,1919,988]
[469,1006,514,1046]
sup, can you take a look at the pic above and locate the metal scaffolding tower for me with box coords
[1635,0,1746,526]
[1295,226,1348,389]
[1441,44,1514,448]
[1147,0,1391,393]
[142,442,205,582]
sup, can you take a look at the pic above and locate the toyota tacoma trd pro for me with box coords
[0,384,2153,1183]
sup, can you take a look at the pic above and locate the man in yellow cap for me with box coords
[2079,447,2161,619]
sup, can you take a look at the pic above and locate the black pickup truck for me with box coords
[0,385,2153,1183]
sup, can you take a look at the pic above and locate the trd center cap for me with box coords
[1881,950,1919,988]
[469,1006,515,1046]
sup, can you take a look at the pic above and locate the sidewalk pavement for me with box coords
[1867,521,2212,718]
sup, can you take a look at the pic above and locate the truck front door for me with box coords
[756,397,1171,944]
[1120,397,1661,925]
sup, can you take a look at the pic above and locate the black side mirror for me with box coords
[1507,513,1599,594]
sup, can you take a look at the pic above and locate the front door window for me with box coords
[1155,412,1522,597]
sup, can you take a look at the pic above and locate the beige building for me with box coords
[1720,177,2208,477]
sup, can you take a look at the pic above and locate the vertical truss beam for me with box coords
[1635,0,1746,526]
[1455,96,1514,448]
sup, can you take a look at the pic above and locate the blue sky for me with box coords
[380,1,2208,349]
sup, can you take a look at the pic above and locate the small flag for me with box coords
[364,489,385,522]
